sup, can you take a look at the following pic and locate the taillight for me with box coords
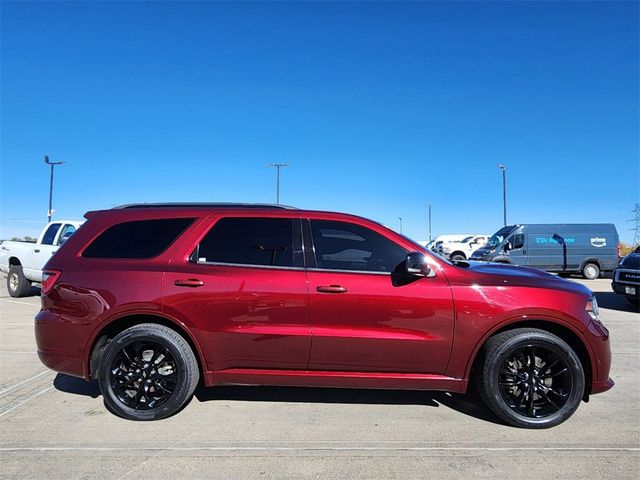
[41,270,61,295]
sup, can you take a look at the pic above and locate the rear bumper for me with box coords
[35,309,87,379]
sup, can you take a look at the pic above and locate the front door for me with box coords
[163,216,311,372]
[305,219,455,374]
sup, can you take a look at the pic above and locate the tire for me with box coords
[7,265,32,297]
[97,323,199,421]
[450,253,466,261]
[582,263,600,280]
[478,328,585,429]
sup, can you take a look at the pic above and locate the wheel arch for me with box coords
[466,319,594,399]
[450,251,467,259]
[8,257,22,266]
[580,258,601,271]
[86,313,206,383]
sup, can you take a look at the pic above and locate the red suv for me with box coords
[35,204,613,427]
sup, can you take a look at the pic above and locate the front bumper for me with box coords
[612,280,639,298]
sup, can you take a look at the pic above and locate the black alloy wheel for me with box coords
[497,345,572,418]
[479,328,584,428]
[98,323,199,420]
[109,340,179,410]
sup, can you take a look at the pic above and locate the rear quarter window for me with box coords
[82,218,195,259]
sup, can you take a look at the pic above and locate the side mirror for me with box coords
[504,242,512,252]
[405,252,436,277]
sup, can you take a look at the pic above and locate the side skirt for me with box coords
[203,368,468,394]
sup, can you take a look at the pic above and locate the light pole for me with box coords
[45,155,65,222]
[427,203,432,242]
[268,163,288,205]
[398,217,403,234]
[497,163,507,226]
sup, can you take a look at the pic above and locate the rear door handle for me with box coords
[174,279,205,288]
[34,249,40,253]
[316,285,348,294]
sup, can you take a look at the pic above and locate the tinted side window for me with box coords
[511,234,525,250]
[310,220,407,272]
[196,218,299,267]
[83,218,194,259]
[41,223,62,245]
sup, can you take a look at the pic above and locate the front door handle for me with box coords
[316,285,348,294]
[34,249,40,253]
[174,279,205,288]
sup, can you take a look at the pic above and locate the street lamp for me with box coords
[398,217,403,234]
[497,163,507,226]
[268,163,288,205]
[45,155,65,222]
[427,203,432,242]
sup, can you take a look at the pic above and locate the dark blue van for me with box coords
[470,224,619,279]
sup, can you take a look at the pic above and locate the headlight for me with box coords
[586,295,600,321]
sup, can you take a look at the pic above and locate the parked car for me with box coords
[440,235,489,261]
[36,203,612,428]
[470,224,619,279]
[425,234,475,252]
[611,248,640,306]
[0,220,84,297]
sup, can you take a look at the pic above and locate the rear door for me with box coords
[305,219,455,374]
[163,216,311,371]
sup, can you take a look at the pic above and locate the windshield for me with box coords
[487,226,517,248]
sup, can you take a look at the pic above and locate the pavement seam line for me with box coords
[0,371,51,397]
[0,446,638,452]
[0,386,54,419]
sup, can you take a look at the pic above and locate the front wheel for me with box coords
[582,263,600,280]
[450,253,466,261]
[97,323,199,421]
[478,328,584,428]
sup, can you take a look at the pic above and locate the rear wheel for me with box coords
[7,265,32,297]
[582,263,600,280]
[478,328,584,428]
[97,323,199,421]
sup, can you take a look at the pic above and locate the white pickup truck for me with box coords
[0,220,84,297]
[439,234,489,261]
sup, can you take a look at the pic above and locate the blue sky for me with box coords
[1,1,638,243]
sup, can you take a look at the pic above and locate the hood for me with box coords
[464,262,591,296]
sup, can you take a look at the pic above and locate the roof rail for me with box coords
[114,202,298,210]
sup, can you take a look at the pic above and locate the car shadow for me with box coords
[594,291,639,313]
[194,385,504,426]
[54,373,101,398]
[53,373,504,425]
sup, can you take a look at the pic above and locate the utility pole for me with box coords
[428,203,432,242]
[268,163,288,205]
[398,217,403,234]
[629,203,640,246]
[497,163,507,226]
[44,155,65,222]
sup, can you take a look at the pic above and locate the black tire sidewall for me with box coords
[483,332,584,428]
[98,327,196,421]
